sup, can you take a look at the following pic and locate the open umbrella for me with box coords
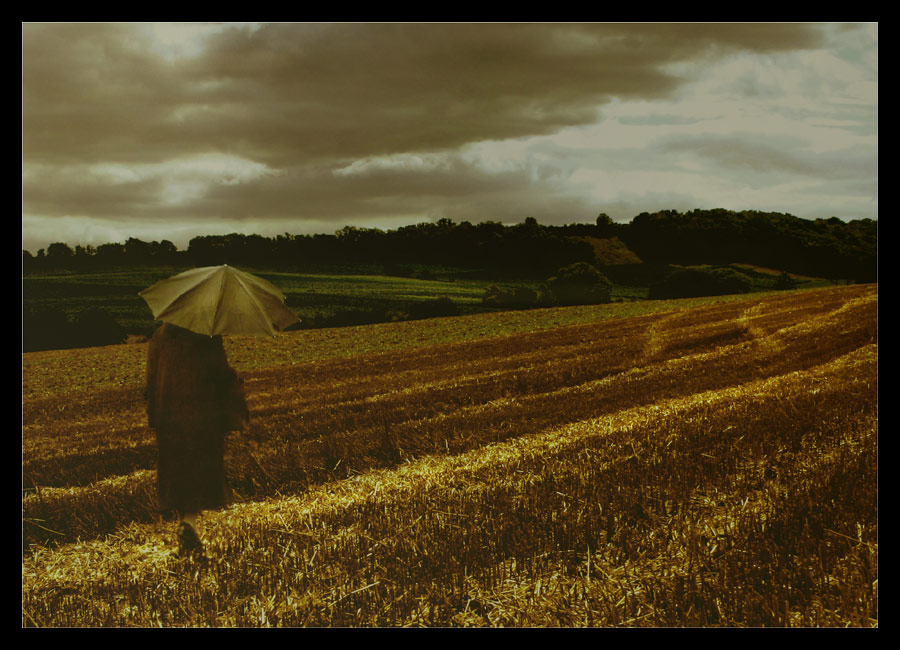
[139,265,299,337]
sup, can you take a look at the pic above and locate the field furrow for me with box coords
[22,330,877,627]
[23,287,877,550]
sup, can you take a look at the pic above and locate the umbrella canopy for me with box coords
[139,265,299,337]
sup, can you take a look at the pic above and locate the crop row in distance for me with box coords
[22,285,865,402]
[22,285,869,471]
[23,285,876,551]
[23,338,877,627]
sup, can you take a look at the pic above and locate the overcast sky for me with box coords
[22,22,877,253]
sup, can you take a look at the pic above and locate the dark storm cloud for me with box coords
[23,22,839,249]
[23,22,826,167]
[23,24,189,165]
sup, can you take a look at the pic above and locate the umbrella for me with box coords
[139,265,299,337]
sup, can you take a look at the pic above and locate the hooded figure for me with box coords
[146,322,249,556]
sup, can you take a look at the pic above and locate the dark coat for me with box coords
[146,323,249,513]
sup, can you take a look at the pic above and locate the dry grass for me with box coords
[22,284,877,627]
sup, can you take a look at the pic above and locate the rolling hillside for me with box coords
[22,284,877,627]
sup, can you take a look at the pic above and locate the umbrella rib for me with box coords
[151,280,212,322]
[211,268,229,335]
[231,272,278,336]
[140,266,218,323]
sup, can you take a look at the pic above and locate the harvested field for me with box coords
[22,284,877,627]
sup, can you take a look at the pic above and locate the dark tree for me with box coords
[150,240,178,263]
[46,242,74,266]
[187,236,227,266]
[619,208,876,281]
[124,237,152,263]
[547,262,613,305]
[649,266,753,299]
[595,213,618,238]
[482,285,540,310]
[95,242,126,265]
[774,271,798,290]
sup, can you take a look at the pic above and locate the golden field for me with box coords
[22,284,877,627]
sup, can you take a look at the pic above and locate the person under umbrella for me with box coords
[140,265,299,557]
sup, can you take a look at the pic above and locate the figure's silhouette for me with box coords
[146,323,249,556]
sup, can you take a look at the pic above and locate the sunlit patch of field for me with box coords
[22,284,877,627]
[22,288,810,401]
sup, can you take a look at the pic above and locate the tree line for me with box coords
[601,209,876,283]
[23,209,876,282]
[22,218,595,278]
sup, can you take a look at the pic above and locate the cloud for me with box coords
[656,132,876,183]
[617,114,708,126]
[22,154,279,218]
[26,22,872,252]
[23,22,826,167]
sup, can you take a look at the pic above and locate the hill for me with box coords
[23,284,877,627]
[609,209,876,283]
[570,235,643,266]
